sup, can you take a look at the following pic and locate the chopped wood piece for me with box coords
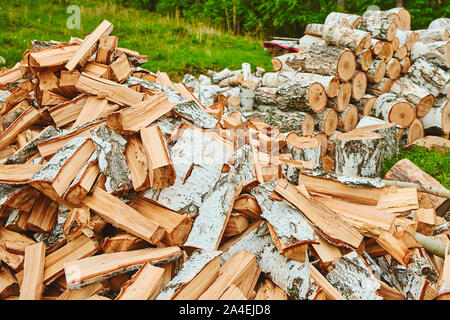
[274,179,363,249]
[219,284,247,300]
[4,240,28,255]
[376,186,419,213]
[130,197,193,246]
[0,107,41,151]
[232,194,262,220]
[224,214,249,238]
[125,135,149,191]
[96,36,117,65]
[116,263,165,300]
[48,95,87,127]
[140,126,175,190]
[0,264,19,299]
[157,250,221,300]
[65,20,114,71]
[57,282,103,300]
[19,242,46,300]
[254,279,288,300]
[82,61,109,79]
[0,164,43,183]
[26,194,59,233]
[309,263,345,300]
[311,233,342,264]
[377,231,411,266]
[64,246,182,290]
[414,208,437,236]
[109,53,132,83]
[73,96,110,128]
[16,235,101,286]
[378,281,405,300]
[102,232,147,254]
[324,12,362,28]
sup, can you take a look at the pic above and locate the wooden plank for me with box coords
[130,197,193,246]
[15,235,101,286]
[83,186,166,244]
[64,246,182,290]
[65,20,113,71]
[19,242,46,300]
[115,263,165,300]
[140,126,175,189]
[275,179,364,249]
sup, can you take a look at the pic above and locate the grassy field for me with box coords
[0,0,273,81]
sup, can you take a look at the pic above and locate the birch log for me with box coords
[377,42,394,63]
[322,23,371,56]
[363,10,400,28]
[254,87,277,106]
[367,78,393,96]
[367,60,387,84]
[390,77,435,117]
[357,18,398,41]
[324,12,362,29]
[410,41,450,69]
[421,98,450,135]
[407,58,450,97]
[297,34,326,52]
[239,81,258,111]
[352,70,367,101]
[399,57,411,75]
[357,49,373,72]
[428,18,450,31]
[414,29,448,43]
[276,80,327,112]
[354,94,376,117]
[327,82,352,112]
[402,118,424,145]
[294,73,340,98]
[386,58,401,80]
[337,105,359,132]
[386,7,411,30]
[372,93,416,128]
[313,107,338,136]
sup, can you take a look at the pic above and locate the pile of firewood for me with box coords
[0,12,449,301]
[186,8,449,178]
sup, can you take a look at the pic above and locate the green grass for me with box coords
[381,145,450,189]
[0,0,273,81]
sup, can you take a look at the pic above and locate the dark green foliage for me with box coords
[381,145,450,189]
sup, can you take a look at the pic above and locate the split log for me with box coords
[66,20,113,71]
[19,242,46,300]
[64,246,182,290]
[82,61,109,79]
[233,194,262,220]
[254,279,288,300]
[357,18,397,41]
[115,47,148,67]
[377,231,411,267]
[354,94,377,116]
[109,53,132,83]
[130,196,193,246]
[91,125,132,194]
[390,77,435,117]
[372,93,415,128]
[414,208,437,236]
[156,250,221,300]
[102,232,147,254]
[327,82,352,112]
[96,35,117,64]
[313,107,338,136]
[0,164,43,183]
[421,98,450,135]
[411,41,450,69]
[28,43,80,68]
[337,105,359,132]
[402,118,424,145]
[115,263,165,300]
[57,282,104,300]
[239,80,258,111]
[322,23,371,56]
[0,107,41,151]
[0,265,19,299]
[366,60,387,84]
[26,194,59,233]
[386,58,401,80]
[275,179,363,249]
[384,158,449,215]
[48,95,87,127]
[276,80,327,113]
[285,134,322,170]
[83,186,165,244]
[183,173,242,250]
[357,49,373,72]
[334,130,385,178]
[224,214,249,238]
[352,70,367,101]
[124,135,149,191]
[324,12,362,29]
[5,209,30,233]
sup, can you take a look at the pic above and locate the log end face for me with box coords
[389,101,415,128]
[308,82,327,112]
[337,50,356,82]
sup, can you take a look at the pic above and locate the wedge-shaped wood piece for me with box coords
[140,126,175,190]
[91,125,132,194]
[125,135,150,191]
[309,264,345,300]
[36,120,104,158]
[0,184,39,213]
[377,231,411,267]
[75,73,144,107]
[4,208,30,233]
[298,171,383,205]
[376,186,419,213]
[28,43,80,67]
[0,264,19,299]
[65,20,113,71]
[0,164,43,183]
[224,214,249,238]
[310,232,342,264]
[130,197,193,246]
[107,92,176,134]
[57,282,103,300]
[314,195,398,238]
[378,280,405,300]
[413,208,437,236]
[275,179,363,249]
[0,227,35,271]
[82,61,109,79]
[63,153,99,205]
[4,240,28,255]
[116,47,148,67]
[15,235,100,286]
[109,53,132,83]
[64,246,182,290]
[116,263,165,300]
[29,137,96,201]
[233,194,262,220]
[198,249,256,300]
[73,96,109,128]
[96,36,117,64]
[19,242,46,300]
[27,194,59,233]
[157,250,221,300]
[0,107,41,151]
[102,232,147,254]
[184,173,242,250]
[83,186,165,244]
[59,70,80,99]
[0,65,22,88]
[254,279,288,300]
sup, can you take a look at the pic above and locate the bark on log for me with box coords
[367,60,387,84]
[363,10,400,28]
[243,110,315,135]
[357,49,373,72]
[415,29,448,43]
[297,34,326,52]
[352,70,367,101]
[371,93,416,128]
[322,23,371,56]
[428,18,450,31]
[377,42,394,62]
[239,81,258,112]
[421,98,450,135]
[370,39,384,55]
[367,78,393,96]
[407,57,450,97]
[304,23,325,37]
[337,105,359,132]
[324,12,362,29]
[357,18,398,41]
[410,41,450,69]
[396,30,415,50]
[254,87,277,106]
[327,82,352,112]
[276,80,327,113]
[261,72,291,88]
[313,107,338,136]
[401,118,424,145]
[271,53,306,72]
[390,77,435,117]
[386,58,401,80]
[354,94,377,117]
[293,73,340,98]
[386,7,411,30]
[399,57,411,75]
